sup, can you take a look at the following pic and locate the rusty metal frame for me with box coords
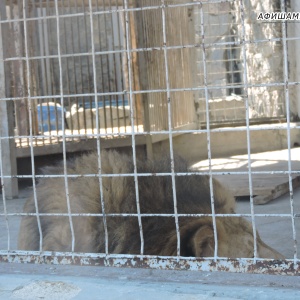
[0,252,299,276]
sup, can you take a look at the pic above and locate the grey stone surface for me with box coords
[1,263,300,300]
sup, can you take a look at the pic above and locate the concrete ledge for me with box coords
[153,123,300,163]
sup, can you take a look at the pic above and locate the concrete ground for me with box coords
[0,184,300,299]
[1,263,300,300]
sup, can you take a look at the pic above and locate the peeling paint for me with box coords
[0,252,299,276]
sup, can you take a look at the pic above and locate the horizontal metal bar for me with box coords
[0,212,296,218]
[2,169,300,180]
[1,0,235,25]
[0,81,299,103]
[10,0,132,7]
[3,35,294,63]
[0,252,299,275]
[0,123,298,141]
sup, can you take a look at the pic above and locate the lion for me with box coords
[18,150,283,259]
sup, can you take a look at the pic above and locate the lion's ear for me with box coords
[185,225,215,257]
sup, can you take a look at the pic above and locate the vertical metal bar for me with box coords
[37,7,46,146]
[61,1,72,135]
[88,0,109,255]
[54,98,59,138]
[0,136,10,251]
[81,0,92,135]
[45,0,57,143]
[22,0,43,251]
[46,100,51,140]
[42,5,51,99]
[29,0,41,144]
[114,2,127,130]
[124,0,144,255]
[290,1,300,119]
[8,0,21,148]
[239,0,257,260]
[37,5,47,97]
[11,0,28,147]
[161,0,180,257]
[119,10,129,131]
[108,0,121,131]
[108,0,116,130]
[114,1,123,130]
[199,2,218,260]
[37,100,45,146]
[101,0,114,131]
[25,4,34,142]
[95,0,109,133]
[133,1,153,148]
[54,0,75,253]
[74,0,84,132]
[67,0,79,137]
[280,0,297,264]
[31,23,44,127]
[129,10,141,132]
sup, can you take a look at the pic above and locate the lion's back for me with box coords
[18,150,234,253]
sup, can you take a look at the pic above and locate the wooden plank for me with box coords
[220,174,300,204]
[0,2,18,199]
[194,148,300,205]
[253,176,300,205]
[10,2,29,137]
[135,0,197,133]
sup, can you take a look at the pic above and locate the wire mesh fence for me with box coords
[0,0,300,275]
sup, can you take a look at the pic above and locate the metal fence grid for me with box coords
[4,0,196,152]
[0,0,300,275]
[8,0,138,149]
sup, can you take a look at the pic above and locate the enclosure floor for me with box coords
[192,148,300,204]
